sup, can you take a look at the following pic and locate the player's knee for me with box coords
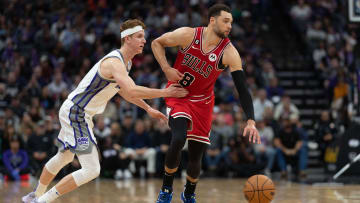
[87,162,101,179]
[170,127,187,151]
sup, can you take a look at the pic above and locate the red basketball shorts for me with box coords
[165,94,214,145]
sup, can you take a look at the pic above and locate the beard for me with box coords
[214,27,227,39]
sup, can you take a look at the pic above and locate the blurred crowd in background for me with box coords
[0,0,358,182]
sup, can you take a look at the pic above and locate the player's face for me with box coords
[129,30,146,54]
[213,11,233,38]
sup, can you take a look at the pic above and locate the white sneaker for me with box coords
[124,169,132,179]
[114,169,123,180]
[30,198,46,203]
[22,192,36,203]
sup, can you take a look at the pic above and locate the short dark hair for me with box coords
[208,3,231,21]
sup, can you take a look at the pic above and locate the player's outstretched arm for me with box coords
[223,43,260,144]
[118,89,168,123]
[151,27,194,82]
[102,58,188,99]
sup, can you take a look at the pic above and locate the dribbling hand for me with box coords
[166,84,188,98]
[243,120,261,144]
[163,67,184,82]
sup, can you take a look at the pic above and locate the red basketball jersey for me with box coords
[167,27,231,98]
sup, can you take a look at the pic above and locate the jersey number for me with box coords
[179,72,195,87]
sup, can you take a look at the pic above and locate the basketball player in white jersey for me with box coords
[22,19,188,203]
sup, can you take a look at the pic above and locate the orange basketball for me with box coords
[243,175,275,203]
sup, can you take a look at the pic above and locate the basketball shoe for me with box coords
[180,192,196,203]
[30,199,46,203]
[156,187,173,203]
[22,192,36,203]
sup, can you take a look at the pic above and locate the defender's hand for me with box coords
[165,84,188,98]
[147,107,168,124]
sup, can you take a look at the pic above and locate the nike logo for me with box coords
[191,46,199,50]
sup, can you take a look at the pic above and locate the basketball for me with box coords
[243,175,276,203]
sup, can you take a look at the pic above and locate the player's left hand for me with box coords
[243,120,261,144]
[147,107,168,124]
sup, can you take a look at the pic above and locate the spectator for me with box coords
[152,121,172,177]
[2,135,29,181]
[121,112,135,136]
[314,110,337,161]
[126,119,156,177]
[93,115,111,139]
[224,135,264,177]
[274,118,305,179]
[27,120,53,176]
[266,77,284,104]
[254,88,274,120]
[0,83,11,110]
[254,120,276,176]
[99,123,132,179]
[2,124,17,152]
[204,129,224,176]
[20,112,36,143]
[274,95,300,121]
[290,0,312,33]
[47,71,68,97]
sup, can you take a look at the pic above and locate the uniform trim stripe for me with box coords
[86,122,96,145]
[71,72,98,102]
[189,94,212,102]
[77,76,103,107]
[173,115,192,120]
[171,112,192,118]
[57,138,67,150]
[200,27,224,55]
[68,104,96,151]
[116,50,130,72]
[215,40,231,71]
[71,73,112,108]
[179,28,198,54]
[72,73,101,105]
[68,105,77,149]
[82,80,110,108]
[187,138,211,145]
[187,134,210,141]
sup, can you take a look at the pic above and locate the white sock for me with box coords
[38,186,60,202]
[34,181,48,197]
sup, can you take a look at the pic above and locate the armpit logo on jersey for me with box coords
[209,53,217,62]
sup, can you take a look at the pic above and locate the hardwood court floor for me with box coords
[2,178,360,203]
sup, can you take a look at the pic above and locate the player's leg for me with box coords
[157,117,188,203]
[37,147,100,202]
[163,117,188,187]
[22,150,74,202]
[181,140,208,202]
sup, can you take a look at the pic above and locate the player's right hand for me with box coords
[163,67,184,82]
[165,84,188,98]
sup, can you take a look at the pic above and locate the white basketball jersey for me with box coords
[67,50,131,116]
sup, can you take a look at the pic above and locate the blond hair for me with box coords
[120,19,146,45]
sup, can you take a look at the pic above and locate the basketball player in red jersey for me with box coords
[152,4,261,203]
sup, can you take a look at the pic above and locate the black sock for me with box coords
[162,172,175,192]
[184,179,197,198]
